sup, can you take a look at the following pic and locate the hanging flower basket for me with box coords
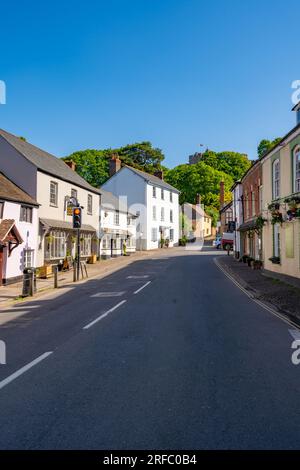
[271,211,283,225]
[255,216,267,232]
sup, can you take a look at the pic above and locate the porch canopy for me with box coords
[40,218,96,233]
[0,219,23,253]
[238,219,258,232]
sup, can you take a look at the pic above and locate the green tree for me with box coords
[116,141,164,173]
[165,161,233,208]
[257,138,281,159]
[201,150,251,181]
[63,141,165,187]
[63,149,110,187]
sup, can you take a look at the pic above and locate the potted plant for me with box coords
[252,260,263,270]
[179,236,187,246]
[164,238,170,248]
[247,257,254,267]
[160,238,165,248]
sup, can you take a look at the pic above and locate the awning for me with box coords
[0,219,23,250]
[40,218,96,233]
[238,219,258,232]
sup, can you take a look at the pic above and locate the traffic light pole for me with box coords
[76,227,80,281]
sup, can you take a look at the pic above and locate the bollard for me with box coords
[73,260,76,282]
[54,265,58,288]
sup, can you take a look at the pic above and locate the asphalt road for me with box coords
[0,246,300,450]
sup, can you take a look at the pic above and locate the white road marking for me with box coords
[91,291,125,298]
[126,275,149,279]
[0,352,53,391]
[134,281,151,295]
[214,258,300,332]
[83,300,127,330]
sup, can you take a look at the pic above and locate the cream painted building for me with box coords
[0,129,101,268]
[261,109,300,279]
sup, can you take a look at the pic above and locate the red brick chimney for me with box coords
[154,170,163,180]
[65,160,76,171]
[109,154,121,177]
[196,193,201,205]
[220,181,225,208]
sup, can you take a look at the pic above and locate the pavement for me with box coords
[0,245,300,449]
[217,254,300,322]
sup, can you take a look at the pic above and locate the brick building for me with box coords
[238,160,263,260]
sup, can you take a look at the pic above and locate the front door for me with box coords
[0,247,3,285]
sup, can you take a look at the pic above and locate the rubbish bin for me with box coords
[22,267,37,297]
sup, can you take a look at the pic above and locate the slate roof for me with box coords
[124,166,180,193]
[0,173,39,206]
[0,129,100,195]
[40,218,96,232]
[100,188,137,216]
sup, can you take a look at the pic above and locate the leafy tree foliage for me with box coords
[117,141,164,173]
[165,161,233,206]
[64,149,111,187]
[257,138,281,159]
[63,141,164,187]
[200,150,251,181]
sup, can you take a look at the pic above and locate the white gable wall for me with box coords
[1,200,38,282]
[101,168,147,249]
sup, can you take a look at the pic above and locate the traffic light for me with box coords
[73,207,82,229]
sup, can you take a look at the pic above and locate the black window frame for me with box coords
[20,205,33,223]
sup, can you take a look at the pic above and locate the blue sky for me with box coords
[0,0,299,167]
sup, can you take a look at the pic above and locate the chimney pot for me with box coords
[196,193,201,205]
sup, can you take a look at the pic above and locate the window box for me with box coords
[269,256,281,265]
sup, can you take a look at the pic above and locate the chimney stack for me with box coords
[154,170,163,180]
[196,193,201,205]
[220,181,225,208]
[65,160,76,171]
[109,154,121,177]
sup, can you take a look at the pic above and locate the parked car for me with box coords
[221,232,234,251]
[213,236,222,249]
